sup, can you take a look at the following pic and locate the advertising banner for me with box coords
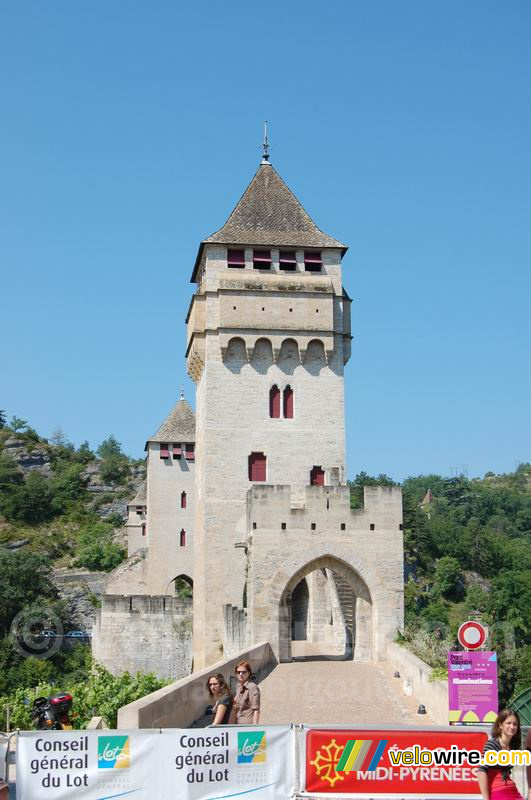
[16,726,294,800]
[448,650,498,724]
[303,727,488,798]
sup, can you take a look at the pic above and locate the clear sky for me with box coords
[1,1,529,482]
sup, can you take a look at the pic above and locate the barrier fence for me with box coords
[13,724,529,800]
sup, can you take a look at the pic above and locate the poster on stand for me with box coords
[16,726,294,800]
[448,651,498,724]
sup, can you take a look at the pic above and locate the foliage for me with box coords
[0,661,167,730]
[0,551,59,636]
[10,416,28,432]
[0,410,6,429]
[432,556,464,600]
[74,520,125,571]
[0,471,54,524]
[348,471,397,509]
[97,435,130,484]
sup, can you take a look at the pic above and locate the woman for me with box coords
[206,673,233,725]
[478,708,524,800]
[233,660,260,724]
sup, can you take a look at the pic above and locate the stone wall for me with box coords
[387,642,448,725]
[92,595,192,680]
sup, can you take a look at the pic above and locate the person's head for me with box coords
[235,660,252,684]
[206,673,230,698]
[492,709,521,748]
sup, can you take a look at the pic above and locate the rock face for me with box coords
[3,437,53,476]
[53,568,108,632]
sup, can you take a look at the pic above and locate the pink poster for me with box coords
[448,650,498,724]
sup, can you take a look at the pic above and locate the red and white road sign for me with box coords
[458,620,487,650]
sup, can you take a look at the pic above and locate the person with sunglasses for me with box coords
[206,673,233,725]
[233,660,260,724]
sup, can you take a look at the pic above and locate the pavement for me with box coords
[258,659,434,726]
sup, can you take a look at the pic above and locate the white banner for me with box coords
[16,726,295,800]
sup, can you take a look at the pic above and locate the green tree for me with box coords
[0,551,58,636]
[51,464,88,513]
[349,471,397,509]
[1,471,54,524]
[97,435,123,459]
[433,556,464,599]
[0,410,7,429]
[10,416,28,433]
[75,521,125,571]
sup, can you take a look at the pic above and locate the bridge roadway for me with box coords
[258,659,433,726]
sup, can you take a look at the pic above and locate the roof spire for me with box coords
[261,120,270,164]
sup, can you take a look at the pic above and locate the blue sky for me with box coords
[1,1,529,481]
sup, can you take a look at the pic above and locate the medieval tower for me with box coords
[93,150,404,679]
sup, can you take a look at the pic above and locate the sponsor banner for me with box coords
[448,651,498,724]
[303,728,487,797]
[17,726,294,800]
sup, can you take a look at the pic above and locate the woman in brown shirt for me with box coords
[233,660,260,724]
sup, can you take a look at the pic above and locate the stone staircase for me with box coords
[332,572,354,657]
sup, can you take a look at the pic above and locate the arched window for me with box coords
[180,529,186,547]
[181,491,187,509]
[310,466,325,486]
[269,385,280,418]
[248,452,267,482]
[283,385,294,418]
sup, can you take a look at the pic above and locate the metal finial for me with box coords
[261,121,270,164]
[180,386,184,400]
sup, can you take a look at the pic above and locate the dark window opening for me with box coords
[185,443,195,461]
[341,523,346,531]
[399,523,403,530]
[311,522,316,531]
[252,522,257,530]
[253,249,271,269]
[136,506,144,515]
[304,251,322,272]
[160,443,169,459]
[181,491,187,509]
[370,523,375,531]
[281,522,287,530]
[269,385,280,418]
[248,452,266,482]
[173,444,182,459]
[279,251,297,271]
[180,529,186,547]
[310,466,325,486]
[141,524,146,537]
[283,385,294,418]
[228,248,245,268]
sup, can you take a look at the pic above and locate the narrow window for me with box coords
[228,248,245,268]
[399,524,403,531]
[269,385,280,418]
[279,250,297,271]
[185,443,195,461]
[311,522,316,531]
[370,523,375,531]
[341,523,346,531]
[248,452,267,482]
[136,505,144,516]
[283,385,294,418]
[281,522,286,530]
[252,522,257,530]
[180,529,186,547]
[253,249,271,269]
[141,524,146,537]
[310,466,325,486]
[160,443,169,459]
[181,491,187,509]
[304,251,322,272]
[173,444,182,459]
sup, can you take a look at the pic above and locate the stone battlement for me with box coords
[100,594,192,615]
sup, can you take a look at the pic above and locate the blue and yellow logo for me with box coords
[98,735,130,769]
[237,731,266,764]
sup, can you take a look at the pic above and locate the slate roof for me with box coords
[129,480,147,506]
[146,398,195,445]
[191,163,347,281]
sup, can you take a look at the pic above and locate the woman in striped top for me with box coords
[478,709,524,800]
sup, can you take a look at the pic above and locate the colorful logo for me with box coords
[335,739,388,772]
[237,731,266,764]
[310,739,345,787]
[98,735,130,769]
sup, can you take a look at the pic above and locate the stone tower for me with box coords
[186,160,353,668]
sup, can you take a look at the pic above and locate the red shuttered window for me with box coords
[269,385,280,418]
[181,491,187,509]
[228,249,245,268]
[185,444,195,461]
[173,444,182,459]
[310,466,325,486]
[136,506,144,516]
[253,249,271,269]
[160,443,169,459]
[279,251,297,271]
[283,386,294,419]
[180,529,186,547]
[248,452,267,482]
[304,251,322,272]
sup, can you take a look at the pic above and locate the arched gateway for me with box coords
[245,484,404,665]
